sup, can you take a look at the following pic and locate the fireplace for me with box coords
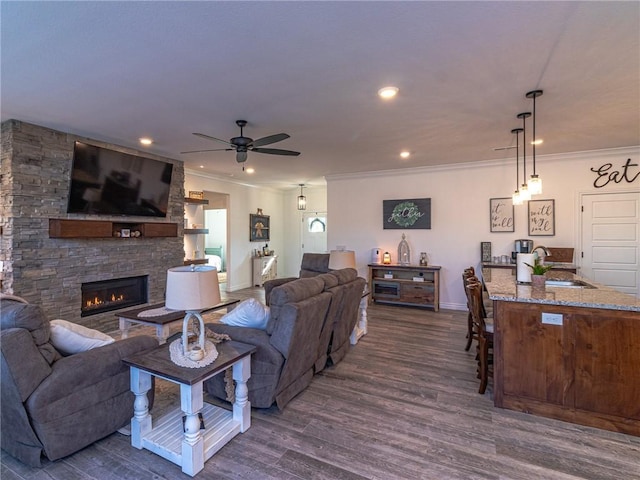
[81,276,148,317]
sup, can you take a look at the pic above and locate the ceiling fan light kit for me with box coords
[183,120,300,167]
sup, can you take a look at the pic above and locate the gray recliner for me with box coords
[263,253,330,303]
[0,296,158,467]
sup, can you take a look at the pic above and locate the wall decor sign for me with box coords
[383,198,431,229]
[250,214,270,242]
[528,199,555,236]
[590,158,639,188]
[489,198,514,232]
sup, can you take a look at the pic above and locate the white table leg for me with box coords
[350,296,369,345]
[156,324,171,345]
[180,382,204,476]
[232,356,251,432]
[119,317,131,339]
[130,368,152,449]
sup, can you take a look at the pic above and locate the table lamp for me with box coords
[328,249,356,270]
[166,265,221,361]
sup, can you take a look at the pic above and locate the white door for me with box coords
[301,212,328,253]
[581,191,640,296]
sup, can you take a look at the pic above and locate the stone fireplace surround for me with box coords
[0,120,186,332]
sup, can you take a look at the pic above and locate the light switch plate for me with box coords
[541,312,563,325]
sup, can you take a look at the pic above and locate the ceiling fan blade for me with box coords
[192,132,233,146]
[252,147,300,156]
[180,148,233,154]
[236,151,248,163]
[251,133,290,147]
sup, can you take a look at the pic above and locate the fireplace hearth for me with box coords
[81,276,148,317]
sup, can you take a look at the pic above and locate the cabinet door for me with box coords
[574,310,640,420]
[399,283,434,304]
[496,302,571,406]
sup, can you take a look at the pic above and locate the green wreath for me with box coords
[390,201,422,227]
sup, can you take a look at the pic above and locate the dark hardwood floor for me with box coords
[3,287,639,479]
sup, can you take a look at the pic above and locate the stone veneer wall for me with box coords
[0,120,186,332]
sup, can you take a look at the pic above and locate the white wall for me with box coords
[327,147,639,310]
[185,171,284,291]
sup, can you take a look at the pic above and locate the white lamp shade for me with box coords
[166,265,221,311]
[329,250,356,270]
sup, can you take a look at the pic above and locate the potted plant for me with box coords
[525,258,553,286]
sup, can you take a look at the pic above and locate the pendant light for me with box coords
[516,112,532,202]
[526,89,543,195]
[511,127,524,206]
[297,184,307,210]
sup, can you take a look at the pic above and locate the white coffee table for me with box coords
[124,340,256,477]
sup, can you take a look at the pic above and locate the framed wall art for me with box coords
[528,199,555,236]
[489,198,514,232]
[383,198,431,229]
[250,213,270,241]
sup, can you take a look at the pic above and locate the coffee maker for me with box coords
[515,239,533,254]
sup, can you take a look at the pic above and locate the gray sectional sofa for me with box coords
[0,296,158,467]
[204,267,365,409]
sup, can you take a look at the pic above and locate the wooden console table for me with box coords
[368,264,440,311]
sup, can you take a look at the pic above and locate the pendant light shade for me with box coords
[526,89,544,195]
[297,184,307,210]
[511,128,524,206]
[517,112,532,202]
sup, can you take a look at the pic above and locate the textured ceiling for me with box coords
[2,1,638,190]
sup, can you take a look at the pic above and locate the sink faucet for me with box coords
[532,246,552,263]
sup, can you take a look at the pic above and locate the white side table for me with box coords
[350,291,370,345]
[124,341,256,477]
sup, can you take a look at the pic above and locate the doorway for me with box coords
[204,191,229,290]
[580,190,639,296]
[299,211,328,268]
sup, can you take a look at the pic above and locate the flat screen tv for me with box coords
[67,141,173,218]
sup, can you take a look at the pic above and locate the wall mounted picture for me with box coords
[528,199,555,236]
[489,198,514,232]
[383,198,431,229]
[250,213,270,241]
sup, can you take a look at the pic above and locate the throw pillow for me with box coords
[49,319,115,355]
[219,298,270,330]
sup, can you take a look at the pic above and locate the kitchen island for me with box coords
[482,267,640,436]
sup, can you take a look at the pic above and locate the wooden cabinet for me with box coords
[368,264,440,311]
[494,301,640,436]
[49,219,177,238]
[253,256,278,287]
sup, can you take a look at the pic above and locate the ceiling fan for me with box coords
[181,120,300,164]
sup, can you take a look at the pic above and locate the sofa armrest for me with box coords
[26,335,158,410]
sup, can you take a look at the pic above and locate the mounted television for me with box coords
[67,141,173,218]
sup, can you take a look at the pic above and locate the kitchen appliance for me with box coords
[515,239,533,254]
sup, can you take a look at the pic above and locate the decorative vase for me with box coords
[531,275,546,288]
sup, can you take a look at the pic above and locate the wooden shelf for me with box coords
[49,219,178,238]
[184,197,209,205]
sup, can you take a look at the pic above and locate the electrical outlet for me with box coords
[541,312,563,325]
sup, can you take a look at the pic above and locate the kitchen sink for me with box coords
[545,279,595,289]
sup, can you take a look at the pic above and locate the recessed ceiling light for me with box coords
[139,137,153,146]
[400,150,410,158]
[245,167,255,174]
[199,165,204,168]
[378,86,399,99]
[531,139,543,145]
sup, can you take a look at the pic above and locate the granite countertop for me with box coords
[481,261,578,270]
[482,267,640,312]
